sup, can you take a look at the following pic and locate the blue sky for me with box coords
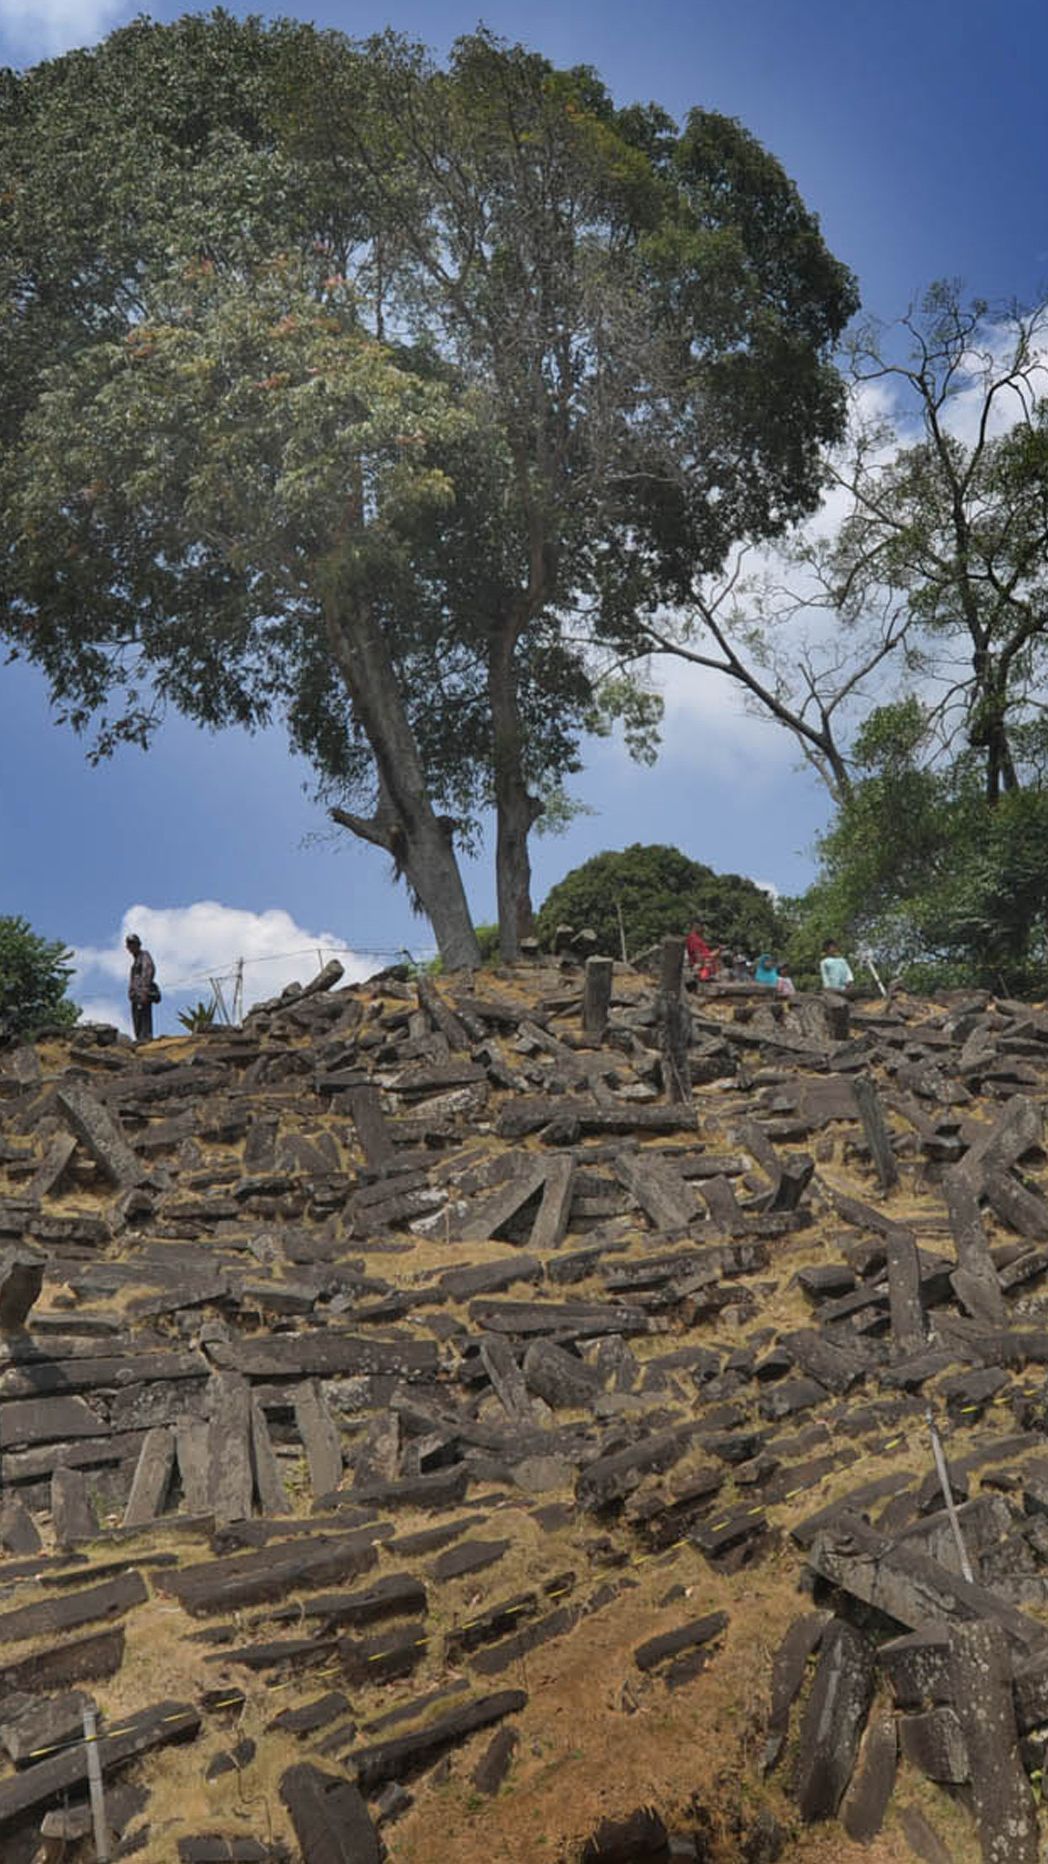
[3,0,1047,1026]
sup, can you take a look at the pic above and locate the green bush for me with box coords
[0,915,78,1039]
[535,844,785,961]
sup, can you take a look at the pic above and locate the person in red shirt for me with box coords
[685,920,721,981]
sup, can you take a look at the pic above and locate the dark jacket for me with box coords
[128,948,156,1005]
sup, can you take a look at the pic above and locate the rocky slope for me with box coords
[1,951,1048,1861]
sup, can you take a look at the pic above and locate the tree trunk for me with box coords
[488,632,541,961]
[324,597,480,971]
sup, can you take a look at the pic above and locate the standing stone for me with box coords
[886,1228,925,1357]
[840,1710,897,1842]
[852,1075,898,1191]
[582,957,614,1041]
[51,1467,97,1547]
[0,1246,44,1333]
[250,1395,289,1515]
[656,937,691,1104]
[207,1371,253,1528]
[0,1496,41,1555]
[945,1167,1005,1326]
[947,1619,1039,1864]
[122,1427,175,1529]
[55,1083,145,1188]
[794,1619,874,1821]
[175,1421,211,1515]
[345,1085,394,1169]
[294,1382,344,1498]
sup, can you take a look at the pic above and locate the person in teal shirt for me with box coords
[820,939,854,990]
[753,953,779,986]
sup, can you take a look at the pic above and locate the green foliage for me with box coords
[0,916,78,1039]
[177,999,218,1033]
[473,924,502,965]
[0,16,856,958]
[535,844,784,960]
[792,704,1048,992]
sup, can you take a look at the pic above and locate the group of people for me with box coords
[684,920,854,996]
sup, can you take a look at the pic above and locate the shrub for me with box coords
[0,915,78,1039]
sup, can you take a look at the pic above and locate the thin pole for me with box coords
[82,1705,110,1862]
[927,1407,974,1583]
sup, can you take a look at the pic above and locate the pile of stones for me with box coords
[1,947,1048,1859]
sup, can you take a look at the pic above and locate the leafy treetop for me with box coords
[535,843,785,960]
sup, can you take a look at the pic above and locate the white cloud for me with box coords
[0,0,124,57]
[74,901,395,1027]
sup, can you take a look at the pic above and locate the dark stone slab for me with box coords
[0,1568,145,1648]
[840,1710,896,1843]
[51,1466,96,1546]
[439,1254,543,1301]
[0,1247,45,1333]
[577,1423,704,1509]
[790,1473,913,1549]
[945,1166,1005,1326]
[960,1094,1042,1191]
[878,1625,952,1709]
[794,1618,874,1822]
[55,1083,146,1188]
[324,1465,468,1514]
[0,1697,199,1835]
[471,1723,519,1796]
[950,1618,1039,1862]
[807,1511,1047,1654]
[897,1705,967,1783]
[279,1762,380,1864]
[444,1592,539,1665]
[340,1621,427,1686]
[762,1611,831,1772]
[0,1688,93,1766]
[207,1371,253,1529]
[778,1329,865,1395]
[250,1393,288,1516]
[470,1297,649,1339]
[470,1603,581,1675]
[122,1426,175,1529]
[347,1689,526,1790]
[522,1337,603,1408]
[267,1693,351,1740]
[985,1170,1048,1241]
[428,1538,509,1583]
[0,1498,40,1555]
[886,1228,926,1357]
[0,1626,125,1696]
[851,1074,899,1190]
[159,1529,382,1616]
[206,1333,438,1380]
[0,1394,100,1451]
[633,1610,728,1674]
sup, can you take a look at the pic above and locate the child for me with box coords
[775,961,796,998]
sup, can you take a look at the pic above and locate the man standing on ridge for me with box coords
[126,932,158,1042]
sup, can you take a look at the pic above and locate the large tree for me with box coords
[1,16,856,963]
[626,286,1048,811]
[536,843,785,960]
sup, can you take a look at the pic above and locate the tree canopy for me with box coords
[790,698,1048,993]
[1,16,857,964]
[0,917,78,1040]
[535,843,785,960]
